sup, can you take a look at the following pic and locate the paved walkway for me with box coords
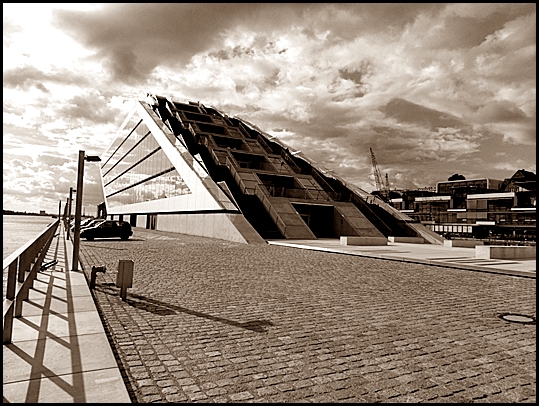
[266,239,536,279]
[75,227,535,403]
[2,225,131,403]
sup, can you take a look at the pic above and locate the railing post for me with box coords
[18,251,29,283]
[6,260,18,301]
[14,287,25,318]
[15,249,30,316]
[31,228,53,284]
[4,260,17,343]
[3,303,14,344]
[28,235,45,289]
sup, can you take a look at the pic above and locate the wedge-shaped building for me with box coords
[99,94,442,244]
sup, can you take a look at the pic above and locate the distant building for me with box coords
[98,94,442,244]
[389,171,536,242]
[40,210,46,216]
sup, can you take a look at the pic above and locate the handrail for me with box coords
[3,219,59,344]
[280,149,302,174]
[254,184,288,236]
[350,194,393,236]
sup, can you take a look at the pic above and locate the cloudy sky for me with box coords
[3,3,536,215]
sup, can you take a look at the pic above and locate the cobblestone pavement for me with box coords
[79,228,536,403]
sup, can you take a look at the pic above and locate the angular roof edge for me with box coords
[144,93,413,223]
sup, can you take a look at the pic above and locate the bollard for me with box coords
[115,260,134,301]
[90,265,106,289]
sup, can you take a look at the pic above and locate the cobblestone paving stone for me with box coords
[79,228,536,403]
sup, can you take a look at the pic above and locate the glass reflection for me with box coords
[102,110,193,210]
[106,168,191,208]
[102,115,143,174]
[103,134,157,185]
[103,128,192,209]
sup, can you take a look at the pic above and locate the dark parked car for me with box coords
[71,218,101,233]
[80,220,133,241]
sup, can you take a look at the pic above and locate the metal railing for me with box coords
[280,149,303,174]
[3,219,59,344]
[254,184,288,236]
[265,186,307,199]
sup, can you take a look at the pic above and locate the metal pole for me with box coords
[65,199,69,233]
[58,200,61,219]
[72,150,85,272]
[67,187,74,240]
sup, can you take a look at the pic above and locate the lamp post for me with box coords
[63,198,68,223]
[72,150,101,272]
[66,186,75,240]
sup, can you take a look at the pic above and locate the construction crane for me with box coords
[370,147,390,201]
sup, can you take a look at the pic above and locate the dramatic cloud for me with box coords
[3,3,536,213]
[51,4,315,83]
[3,65,91,92]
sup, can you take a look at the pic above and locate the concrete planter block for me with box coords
[475,245,536,260]
[388,236,425,244]
[340,236,387,246]
[444,240,485,248]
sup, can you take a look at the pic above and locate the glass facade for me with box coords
[430,224,473,234]
[436,178,503,194]
[101,111,191,209]
[437,179,488,194]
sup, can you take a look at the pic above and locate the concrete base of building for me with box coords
[340,236,388,246]
[388,236,425,244]
[445,239,485,248]
[475,245,536,260]
[154,212,266,244]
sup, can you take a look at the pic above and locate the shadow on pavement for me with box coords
[3,271,86,403]
[94,286,274,333]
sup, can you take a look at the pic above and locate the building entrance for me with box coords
[146,214,157,230]
[292,203,336,238]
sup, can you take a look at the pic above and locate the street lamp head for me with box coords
[85,155,101,162]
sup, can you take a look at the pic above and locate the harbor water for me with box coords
[3,214,57,299]
[3,214,56,260]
